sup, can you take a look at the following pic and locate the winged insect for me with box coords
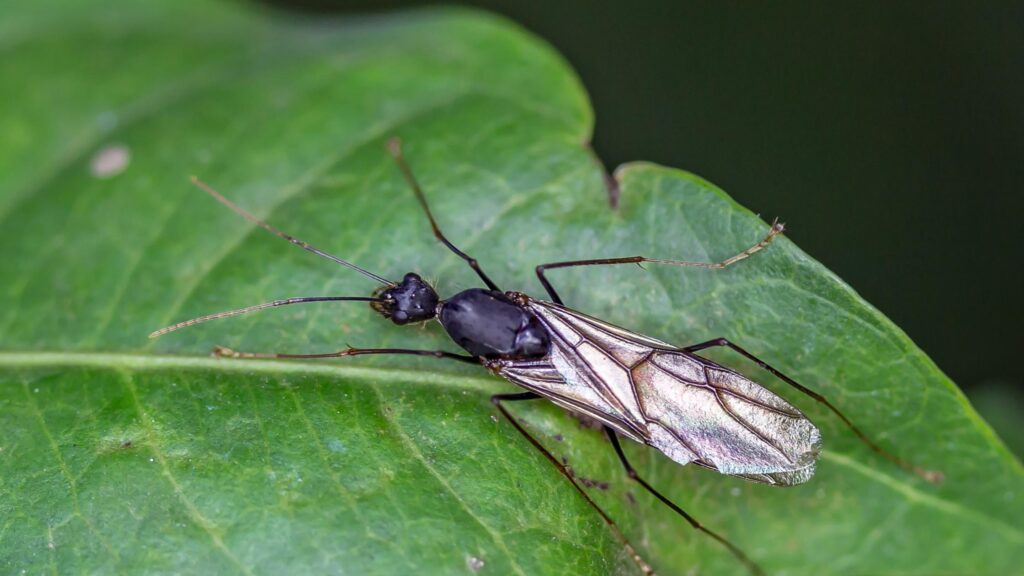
[152,139,941,575]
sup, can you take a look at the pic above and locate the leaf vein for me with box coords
[119,369,254,575]
[19,379,120,560]
[369,383,529,576]
[822,450,1024,543]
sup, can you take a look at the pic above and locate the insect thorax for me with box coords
[438,289,550,359]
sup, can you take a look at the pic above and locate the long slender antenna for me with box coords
[190,177,395,287]
[149,296,383,338]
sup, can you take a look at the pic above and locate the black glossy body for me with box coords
[371,275,550,361]
[439,289,550,359]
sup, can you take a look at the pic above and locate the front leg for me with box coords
[213,345,478,364]
[535,220,783,305]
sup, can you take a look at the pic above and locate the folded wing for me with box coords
[635,349,821,485]
[504,299,821,486]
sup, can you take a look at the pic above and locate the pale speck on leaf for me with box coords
[90,144,130,178]
[465,555,485,573]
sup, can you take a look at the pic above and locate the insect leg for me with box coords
[684,338,943,483]
[492,393,655,576]
[604,427,765,576]
[386,138,501,291]
[535,220,784,304]
[213,345,478,364]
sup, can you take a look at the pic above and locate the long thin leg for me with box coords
[684,337,943,483]
[536,220,784,304]
[604,427,765,576]
[213,345,478,364]
[386,138,500,291]
[492,393,655,576]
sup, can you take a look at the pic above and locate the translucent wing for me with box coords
[494,298,821,486]
[635,348,821,485]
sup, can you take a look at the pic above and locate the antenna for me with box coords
[190,177,395,287]
[149,296,384,338]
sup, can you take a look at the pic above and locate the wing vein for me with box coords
[702,365,794,464]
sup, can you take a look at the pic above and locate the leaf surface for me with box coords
[1,2,1021,574]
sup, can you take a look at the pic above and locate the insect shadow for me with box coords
[151,138,941,575]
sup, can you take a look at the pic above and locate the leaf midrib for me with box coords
[0,350,499,393]
[4,350,1022,548]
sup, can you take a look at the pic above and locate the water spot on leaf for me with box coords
[166,446,190,460]
[97,426,145,454]
[465,555,485,572]
[327,438,346,453]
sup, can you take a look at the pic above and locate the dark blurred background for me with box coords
[266,0,1024,454]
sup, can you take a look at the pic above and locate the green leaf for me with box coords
[1,2,1021,574]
